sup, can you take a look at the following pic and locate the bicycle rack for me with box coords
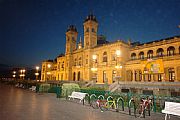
[98,95,105,100]
[107,96,113,101]
[117,97,124,111]
[128,98,136,116]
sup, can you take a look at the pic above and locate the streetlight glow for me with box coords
[47,64,51,68]
[36,66,40,70]
[116,50,121,57]
[92,54,97,60]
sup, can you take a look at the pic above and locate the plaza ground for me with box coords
[0,83,179,120]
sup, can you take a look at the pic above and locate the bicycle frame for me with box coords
[105,100,117,109]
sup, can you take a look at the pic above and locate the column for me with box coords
[132,70,135,81]
[174,66,178,82]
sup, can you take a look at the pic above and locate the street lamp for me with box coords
[13,71,16,78]
[35,66,40,81]
[91,54,98,82]
[115,50,122,84]
[22,69,25,80]
[47,64,51,81]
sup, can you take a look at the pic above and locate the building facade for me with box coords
[41,14,180,95]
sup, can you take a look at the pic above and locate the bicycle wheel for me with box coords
[135,104,145,118]
[100,102,108,112]
[91,100,99,109]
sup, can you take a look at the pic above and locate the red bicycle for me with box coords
[135,97,153,118]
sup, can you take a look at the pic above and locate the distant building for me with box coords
[41,14,180,96]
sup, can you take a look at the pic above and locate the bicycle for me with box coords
[91,99,107,109]
[100,96,119,112]
[135,97,153,118]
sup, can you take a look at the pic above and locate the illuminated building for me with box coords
[41,14,180,95]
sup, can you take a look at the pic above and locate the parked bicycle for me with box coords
[90,94,106,109]
[99,96,124,112]
[135,96,153,118]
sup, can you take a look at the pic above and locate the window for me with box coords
[77,71,80,81]
[61,62,64,70]
[158,74,162,81]
[131,53,136,60]
[112,54,116,61]
[103,52,108,62]
[169,68,175,82]
[86,28,89,32]
[103,71,107,83]
[167,46,175,56]
[157,48,164,57]
[73,72,76,81]
[147,50,153,59]
[72,34,75,41]
[148,74,151,81]
[139,71,142,81]
[134,71,137,81]
[112,70,116,83]
[58,62,60,70]
[92,28,95,32]
[139,52,144,59]
[74,59,77,66]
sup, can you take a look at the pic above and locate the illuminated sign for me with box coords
[141,59,164,74]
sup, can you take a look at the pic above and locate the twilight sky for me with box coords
[0,0,180,67]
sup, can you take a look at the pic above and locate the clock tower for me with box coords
[83,14,98,49]
[65,25,78,54]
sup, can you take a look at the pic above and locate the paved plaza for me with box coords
[0,83,179,120]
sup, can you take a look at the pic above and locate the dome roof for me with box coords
[66,25,77,32]
[84,14,97,23]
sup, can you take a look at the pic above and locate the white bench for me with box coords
[29,86,36,91]
[162,101,180,120]
[68,91,87,103]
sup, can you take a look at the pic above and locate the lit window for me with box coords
[103,52,108,62]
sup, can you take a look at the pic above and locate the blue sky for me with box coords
[0,0,180,67]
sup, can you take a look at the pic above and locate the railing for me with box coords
[129,53,180,62]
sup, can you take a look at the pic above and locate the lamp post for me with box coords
[35,66,40,81]
[46,64,51,82]
[115,50,122,84]
[91,54,97,83]
[20,70,23,79]
[22,69,25,80]
[13,71,16,79]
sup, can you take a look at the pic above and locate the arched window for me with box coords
[157,48,164,57]
[103,52,108,62]
[92,28,95,32]
[167,46,175,56]
[147,50,153,59]
[131,53,136,60]
[139,51,144,59]
[73,72,76,81]
[77,71,80,81]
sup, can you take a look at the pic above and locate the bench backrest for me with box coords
[71,92,87,99]
[164,101,180,116]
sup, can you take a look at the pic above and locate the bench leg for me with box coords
[168,114,170,119]
[165,114,169,120]
[165,114,167,120]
